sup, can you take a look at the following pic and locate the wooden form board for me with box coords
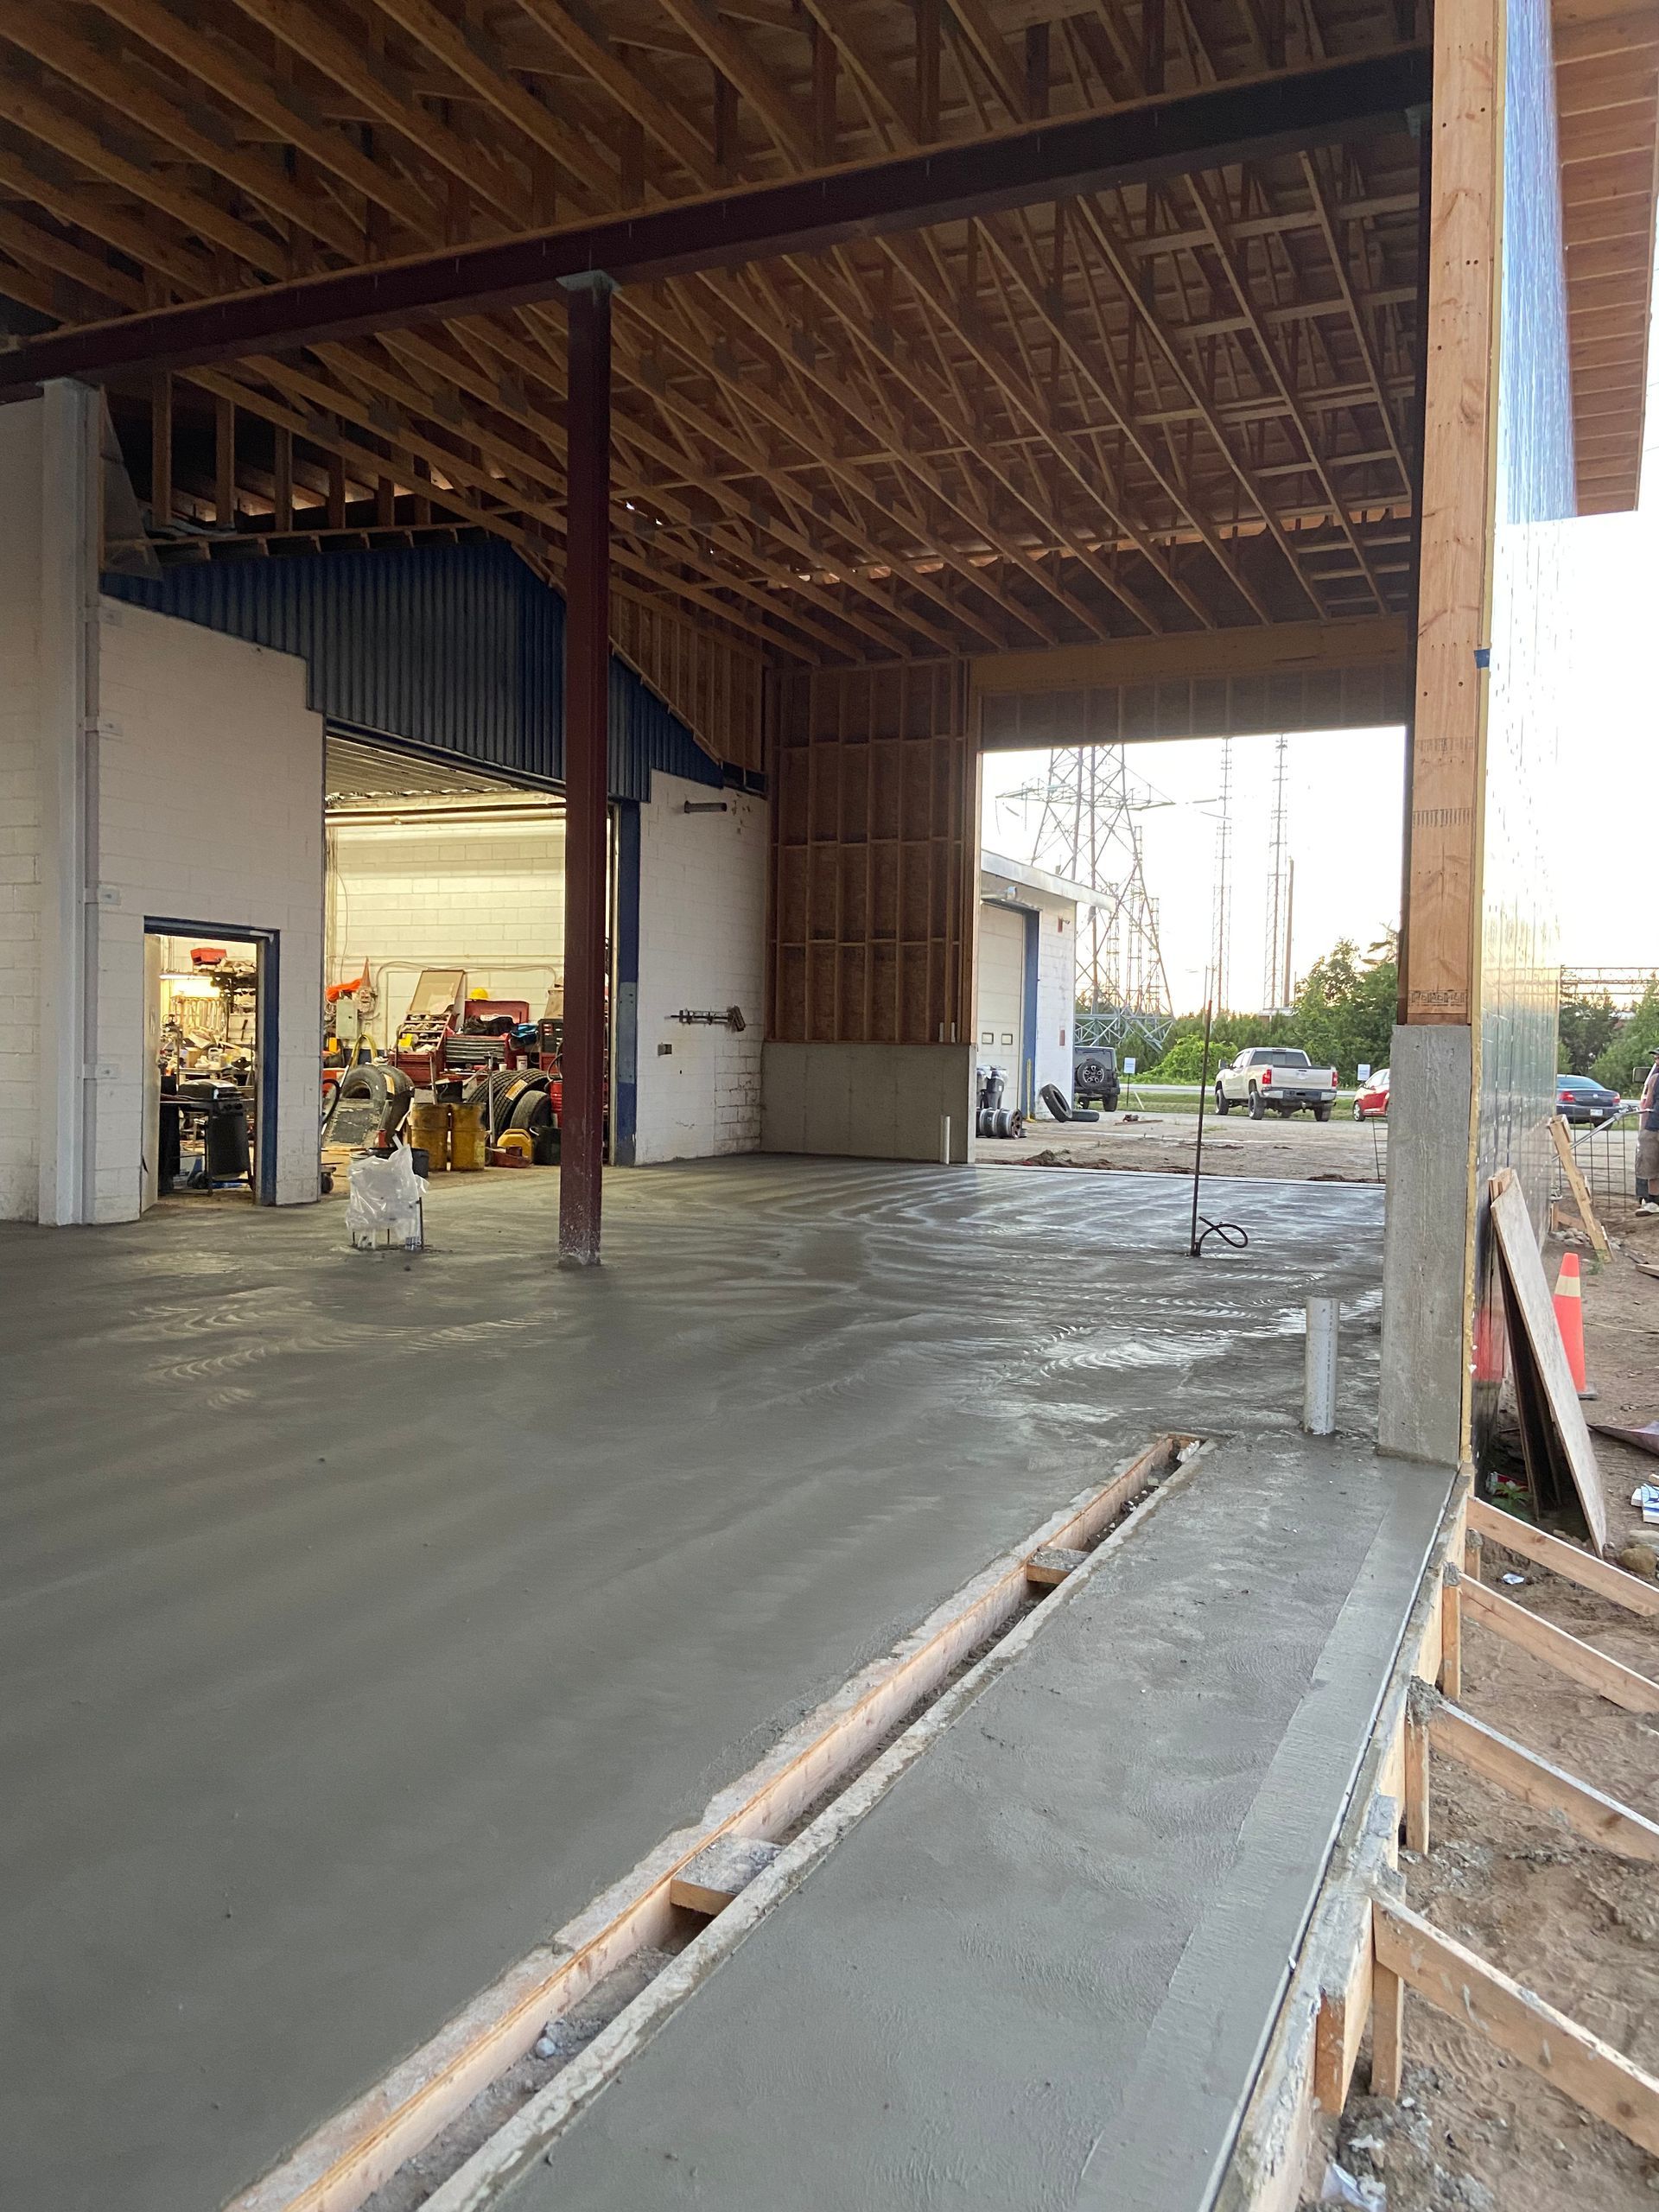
[1491,1175,1609,1551]
[766,662,976,1046]
[1374,1895,1659,2152]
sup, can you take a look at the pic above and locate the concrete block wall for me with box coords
[634,772,766,1163]
[327,814,564,1020]
[0,397,44,1218]
[93,601,325,1217]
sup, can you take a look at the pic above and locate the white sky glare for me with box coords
[982,319,1659,1015]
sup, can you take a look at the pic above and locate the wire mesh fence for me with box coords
[1550,1114,1639,1219]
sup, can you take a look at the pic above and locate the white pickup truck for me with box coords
[1215,1046,1339,1122]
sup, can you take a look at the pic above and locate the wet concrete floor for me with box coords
[3,1158,1394,2210]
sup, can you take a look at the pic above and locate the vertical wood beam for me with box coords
[1371,1955,1406,2099]
[915,0,941,143]
[327,449,346,531]
[1403,0,1503,1025]
[811,21,838,163]
[214,391,235,529]
[559,274,613,1268]
[1025,22,1051,118]
[272,422,293,532]
[150,371,172,526]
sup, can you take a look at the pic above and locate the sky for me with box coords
[982,308,1659,1015]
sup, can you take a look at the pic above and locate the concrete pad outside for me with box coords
[2,1157,1392,2211]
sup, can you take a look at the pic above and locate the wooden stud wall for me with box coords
[767,663,976,1047]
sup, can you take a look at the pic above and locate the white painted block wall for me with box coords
[0,397,44,1218]
[93,601,324,1217]
[634,772,766,1163]
[327,815,564,1020]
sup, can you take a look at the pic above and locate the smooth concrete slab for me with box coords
[1,1158,1389,2211]
[513,1436,1450,2212]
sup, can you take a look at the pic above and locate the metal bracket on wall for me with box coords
[670,1007,747,1031]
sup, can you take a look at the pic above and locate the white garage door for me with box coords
[977,904,1026,1085]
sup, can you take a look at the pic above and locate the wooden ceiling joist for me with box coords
[11,0,1635,679]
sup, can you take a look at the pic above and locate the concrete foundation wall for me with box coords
[1378,1022,1472,1465]
[95,601,325,1217]
[326,813,564,1018]
[761,1041,976,1162]
[634,772,766,1164]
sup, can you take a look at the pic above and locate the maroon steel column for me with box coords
[559,273,613,1267]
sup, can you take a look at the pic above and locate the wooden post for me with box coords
[1371,1955,1406,2100]
[559,274,613,1268]
[150,371,172,527]
[214,391,235,531]
[1403,1684,1431,1853]
[1464,1527,1482,1582]
[1400,0,1502,1026]
[1440,1562,1462,1699]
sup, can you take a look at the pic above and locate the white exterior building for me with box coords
[976,850,1109,1118]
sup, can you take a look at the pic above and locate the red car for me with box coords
[1352,1067,1390,1120]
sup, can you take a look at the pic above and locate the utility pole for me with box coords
[1262,734,1291,1011]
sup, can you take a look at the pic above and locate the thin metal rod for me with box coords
[558,276,612,1268]
[1188,999,1214,1255]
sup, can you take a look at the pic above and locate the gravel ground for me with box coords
[976,1105,1390,1183]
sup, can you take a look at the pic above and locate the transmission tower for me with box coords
[1012,746,1172,1046]
[1262,735,1291,1011]
[1209,739,1234,1011]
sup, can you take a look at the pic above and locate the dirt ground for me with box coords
[976,1107,1390,1181]
[1304,1213,1659,2211]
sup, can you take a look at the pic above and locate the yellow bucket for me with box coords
[409,1099,451,1170]
[449,1101,486,1171]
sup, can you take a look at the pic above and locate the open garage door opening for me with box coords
[323,732,613,1192]
[976,722,1407,1187]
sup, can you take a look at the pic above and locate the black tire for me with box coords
[1215,1086,1231,1116]
[1039,1084,1073,1123]
[1075,1054,1114,1097]
[1352,1099,1364,1121]
[508,1089,554,1134]
[329,1060,413,1137]
[1314,1103,1332,1123]
[1248,1086,1265,1120]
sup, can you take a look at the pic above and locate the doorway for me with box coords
[143,923,279,1210]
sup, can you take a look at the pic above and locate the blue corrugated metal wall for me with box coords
[103,541,721,802]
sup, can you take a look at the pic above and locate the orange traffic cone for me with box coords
[1553,1251,1595,1399]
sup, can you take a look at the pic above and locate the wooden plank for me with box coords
[1548,1115,1613,1254]
[1373,1895,1659,2151]
[1491,1177,1609,1549]
[1468,1496,1659,1616]
[1370,1960,1405,2100]
[1402,0,1503,1023]
[1461,1576,1659,1713]
[971,615,1408,696]
[1429,1698,1659,1859]
[1440,1564,1463,1700]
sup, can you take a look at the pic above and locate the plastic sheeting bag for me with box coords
[346,1147,424,1251]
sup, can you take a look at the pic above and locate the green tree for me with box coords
[1558,992,1620,1076]
[1592,979,1659,1094]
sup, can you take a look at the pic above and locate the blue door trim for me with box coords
[612,804,640,1166]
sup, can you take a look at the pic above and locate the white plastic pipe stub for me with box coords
[1303,1296,1339,1435]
